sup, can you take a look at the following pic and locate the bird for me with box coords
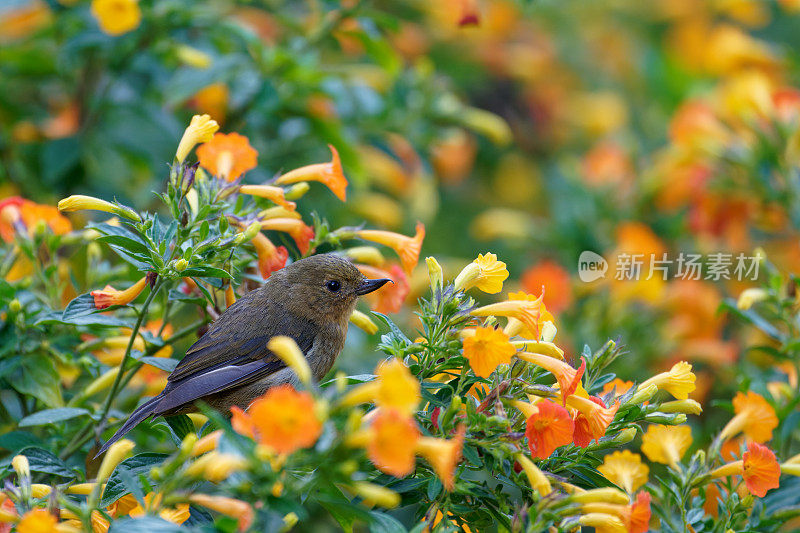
[96,253,391,455]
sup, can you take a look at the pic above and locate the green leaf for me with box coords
[369,511,407,533]
[108,517,185,532]
[140,357,178,372]
[0,431,43,453]
[0,447,75,478]
[18,408,90,427]
[13,353,63,407]
[96,235,150,255]
[181,266,232,279]
[165,414,195,442]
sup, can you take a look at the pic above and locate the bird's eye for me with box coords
[326,280,341,292]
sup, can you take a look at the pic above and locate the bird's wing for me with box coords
[168,293,317,383]
[153,358,286,414]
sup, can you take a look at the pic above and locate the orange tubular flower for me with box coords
[0,196,72,242]
[91,276,148,309]
[359,410,421,477]
[189,494,254,532]
[197,132,258,182]
[525,400,575,459]
[415,425,465,491]
[230,384,322,454]
[355,222,425,275]
[567,394,619,444]
[629,491,652,533]
[462,326,516,378]
[504,291,555,339]
[711,442,780,498]
[718,391,778,444]
[601,378,634,398]
[516,352,585,403]
[260,217,314,255]
[356,263,409,314]
[250,231,288,279]
[274,145,348,201]
[472,294,546,341]
[239,184,296,210]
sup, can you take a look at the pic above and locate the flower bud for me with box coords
[644,412,687,425]
[174,258,189,272]
[737,288,768,310]
[12,454,30,480]
[8,299,21,313]
[627,383,658,405]
[351,482,400,508]
[426,256,443,292]
[233,221,262,246]
[58,195,140,222]
[658,399,703,415]
[344,246,385,266]
[96,439,134,484]
[284,182,310,200]
[349,310,378,334]
[267,336,312,386]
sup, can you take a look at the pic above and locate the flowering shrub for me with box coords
[0,115,797,532]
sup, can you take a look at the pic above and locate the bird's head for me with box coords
[273,253,391,323]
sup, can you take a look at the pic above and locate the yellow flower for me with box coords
[191,429,222,456]
[453,252,509,294]
[518,351,585,402]
[175,114,219,163]
[569,487,630,505]
[351,482,401,508]
[189,494,253,531]
[91,0,141,36]
[342,358,421,415]
[640,425,692,468]
[578,513,626,533]
[58,194,139,221]
[343,246,385,266]
[598,450,649,494]
[515,453,551,495]
[718,391,778,443]
[12,454,30,480]
[349,310,378,334]
[267,336,312,386]
[176,45,212,69]
[659,399,703,416]
[239,184,296,211]
[185,451,248,482]
[637,361,696,400]
[462,326,516,378]
[737,288,768,310]
[275,145,348,201]
[128,493,190,524]
[472,294,549,341]
[96,439,135,483]
[16,508,57,533]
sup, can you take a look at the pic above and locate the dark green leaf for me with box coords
[18,408,90,427]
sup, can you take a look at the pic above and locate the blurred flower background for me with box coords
[4,0,800,530]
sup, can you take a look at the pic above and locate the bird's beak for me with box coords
[357,278,392,295]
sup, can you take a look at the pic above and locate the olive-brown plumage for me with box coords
[97,253,390,455]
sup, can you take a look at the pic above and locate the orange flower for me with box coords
[355,222,425,276]
[525,400,574,459]
[580,142,633,189]
[260,218,314,255]
[356,263,409,314]
[250,231,288,279]
[743,442,781,497]
[458,0,480,26]
[362,410,420,477]
[516,352,585,403]
[719,391,778,443]
[274,145,348,201]
[462,326,516,378]
[239,184,296,210]
[128,493,190,524]
[520,260,573,314]
[415,425,465,490]
[197,132,258,182]
[668,100,728,151]
[504,291,555,339]
[189,494,254,532]
[601,378,633,398]
[629,491,652,533]
[91,276,148,309]
[711,442,780,498]
[567,394,619,444]
[0,197,72,243]
[231,384,322,454]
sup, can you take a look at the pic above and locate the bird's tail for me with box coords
[94,395,162,458]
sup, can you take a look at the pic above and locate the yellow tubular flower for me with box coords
[511,340,565,360]
[350,310,378,335]
[355,222,426,275]
[267,336,312,386]
[517,351,585,401]
[658,399,703,415]
[511,399,539,419]
[781,463,800,476]
[343,246,385,266]
[515,453,551,496]
[640,425,692,468]
[239,184,296,211]
[186,451,248,482]
[259,206,301,220]
[58,195,139,221]
[637,361,696,400]
[65,483,100,495]
[189,494,254,531]
[12,454,30,480]
[426,256,443,292]
[415,426,464,491]
[453,253,509,294]
[175,114,219,163]
[737,288,768,310]
[274,145,348,201]
[569,487,630,505]
[472,297,545,340]
[598,450,649,494]
[351,482,401,508]
[30,484,50,498]
[96,439,135,483]
[578,513,627,533]
[341,358,420,415]
[192,430,222,456]
[90,276,148,310]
